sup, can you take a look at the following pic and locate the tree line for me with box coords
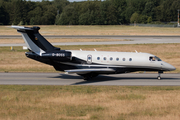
[0,0,180,25]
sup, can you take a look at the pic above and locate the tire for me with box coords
[157,76,161,80]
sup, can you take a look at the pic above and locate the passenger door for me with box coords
[87,54,92,64]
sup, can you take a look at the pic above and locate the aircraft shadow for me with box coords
[50,74,82,79]
[72,76,179,85]
[49,74,179,85]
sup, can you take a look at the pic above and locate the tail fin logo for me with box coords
[35,37,38,40]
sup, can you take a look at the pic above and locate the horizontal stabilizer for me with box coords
[11,26,33,30]
[65,68,115,74]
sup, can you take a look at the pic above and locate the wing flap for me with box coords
[65,68,115,74]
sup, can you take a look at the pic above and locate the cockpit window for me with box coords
[149,56,162,61]
[155,56,162,61]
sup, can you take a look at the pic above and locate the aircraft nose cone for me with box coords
[171,66,176,71]
[169,65,176,71]
[162,62,176,71]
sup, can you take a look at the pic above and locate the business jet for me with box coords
[12,26,176,80]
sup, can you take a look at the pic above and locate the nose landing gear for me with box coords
[157,71,163,80]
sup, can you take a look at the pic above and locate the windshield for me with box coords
[149,56,162,61]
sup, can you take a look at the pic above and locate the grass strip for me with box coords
[2,25,180,36]
[0,85,180,120]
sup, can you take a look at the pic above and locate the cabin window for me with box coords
[116,58,119,61]
[110,57,113,61]
[104,57,106,60]
[122,58,126,61]
[129,58,132,61]
[88,56,91,60]
[149,56,162,61]
[97,57,100,60]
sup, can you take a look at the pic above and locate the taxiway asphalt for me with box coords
[0,35,180,46]
[0,73,180,86]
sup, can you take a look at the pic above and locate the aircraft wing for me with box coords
[65,68,115,74]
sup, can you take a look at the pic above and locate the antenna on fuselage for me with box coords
[135,50,138,53]
[94,49,97,51]
[80,49,82,51]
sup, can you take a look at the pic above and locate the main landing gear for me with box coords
[157,71,163,80]
[78,73,98,81]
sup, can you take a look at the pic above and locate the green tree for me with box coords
[5,0,27,25]
[130,12,139,23]
[57,5,77,25]
[99,1,110,25]
[53,0,70,13]
[0,6,6,25]
[41,5,57,25]
[170,0,180,21]
[147,17,152,23]
[79,10,91,25]
[1,0,180,25]
[0,2,9,25]
[28,6,43,25]
[125,6,135,23]
[154,6,163,21]
[139,15,148,23]
[142,2,155,17]
[106,4,117,25]
[111,0,127,24]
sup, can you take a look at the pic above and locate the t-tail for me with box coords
[12,26,72,67]
[12,25,60,55]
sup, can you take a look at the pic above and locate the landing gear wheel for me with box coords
[157,76,161,80]
[83,76,91,81]
[78,73,99,81]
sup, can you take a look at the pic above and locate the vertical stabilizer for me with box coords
[12,26,56,55]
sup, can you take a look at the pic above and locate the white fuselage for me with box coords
[69,50,175,71]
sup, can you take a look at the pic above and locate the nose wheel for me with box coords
[157,76,161,80]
